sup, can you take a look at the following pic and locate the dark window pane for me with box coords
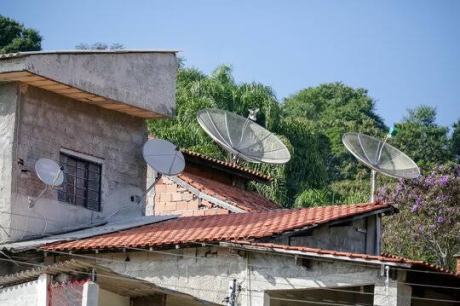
[76,168,86,178]
[59,152,102,211]
[89,164,100,174]
[76,178,86,189]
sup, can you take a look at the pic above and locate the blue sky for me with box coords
[3,0,459,127]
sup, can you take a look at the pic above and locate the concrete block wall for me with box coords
[70,247,389,306]
[153,176,230,216]
[2,84,149,241]
[0,83,17,242]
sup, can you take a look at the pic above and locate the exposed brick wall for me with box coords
[154,177,229,216]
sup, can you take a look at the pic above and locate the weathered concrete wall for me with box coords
[64,246,388,306]
[0,278,39,305]
[0,83,17,243]
[0,274,48,306]
[99,289,130,306]
[0,52,177,117]
[6,85,148,241]
[269,217,377,254]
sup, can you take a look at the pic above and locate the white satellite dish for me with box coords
[29,158,64,207]
[342,132,420,201]
[138,139,185,208]
[197,108,291,164]
[35,158,64,186]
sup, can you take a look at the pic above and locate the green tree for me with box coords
[379,164,460,269]
[392,106,452,171]
[149,65,335,206]
[282,83,387,181]
[0,15,42,53]
[451,120,460,160]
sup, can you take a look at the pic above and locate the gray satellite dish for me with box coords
[342,132,420,201]
[29,158,64,207]
[139,139,185,208]
[197,108,290,164]
[143,139,185,176]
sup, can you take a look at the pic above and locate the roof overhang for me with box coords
[0,214,176,253]
[0,259,204,301]
[221,242,411,268]
[0,50,178,118]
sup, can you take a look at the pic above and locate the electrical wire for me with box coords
[2,228,458,292]
[1,253,459,304]
[22,245,460,301]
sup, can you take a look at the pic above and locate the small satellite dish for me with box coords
[197,108,290,164]
[29,158,64,208]
[35,158,64,186]
[138,139,185,210]
[142,139,185,176]
[342,132,420,201]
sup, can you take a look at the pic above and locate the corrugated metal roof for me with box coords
[0,215,176,252]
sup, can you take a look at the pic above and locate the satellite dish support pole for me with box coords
[370,134,389,203]
[137,173,162,214]
[28,168,64,208]
[370,169,376,202]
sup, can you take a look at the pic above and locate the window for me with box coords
[58,152,102,211]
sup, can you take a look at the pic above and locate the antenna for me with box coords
[138,139,185,207]
[342,132,420,202]
[197,108,290,164]
[29,158,64,207]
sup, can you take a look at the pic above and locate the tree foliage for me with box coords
[0,15,42,54]
[451,120,460,160]
[391,106,452,171]
[379,164,460,269]
[149,66,337,206]
[282,83,387,181]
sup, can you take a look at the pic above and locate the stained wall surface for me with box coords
[5,84,148,241]
[0,83,17,243]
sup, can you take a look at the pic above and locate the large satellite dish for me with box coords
[29,158,64,207]
[342,132,420,201]
[197,108,290,164]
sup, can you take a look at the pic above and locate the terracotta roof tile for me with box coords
[235,242,460,278]
[43,202,393,251]
[181,150,272,182]
[178,173,278,212]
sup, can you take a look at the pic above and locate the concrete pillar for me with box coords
[81,281,99,306]
[263,292,270,306]
[36,274,49,306]
[373,280,411,306]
